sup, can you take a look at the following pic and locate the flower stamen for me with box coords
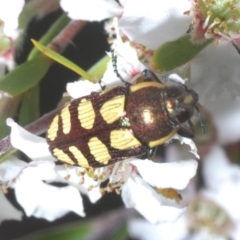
[2,185,9,194]
[203,11,212,29]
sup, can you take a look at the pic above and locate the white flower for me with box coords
[0,0,24,39]
[127,121,240,239]
[128,216,188,240]
[60,0,192,49]
[60,0,123,21]
[59,0,240,105]
[5,117,198,223]
[118,0,192,49]
[1,120,86,221]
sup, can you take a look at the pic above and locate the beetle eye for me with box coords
[165,85,197,125]
[166,85,185,98]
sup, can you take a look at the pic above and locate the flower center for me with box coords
[76,161,133,195]
[192,0,240,44]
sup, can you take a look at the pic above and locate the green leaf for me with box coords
[31,39,95,81]
[0,147,16,164]
[0,55,52,96]
[19,85,40,126]
[152,34,212,72]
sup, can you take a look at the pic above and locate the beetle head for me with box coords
[165,84,199,125]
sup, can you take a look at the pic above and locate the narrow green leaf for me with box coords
[19,85,40,126]
[152,34,212,72]
[0,55,52,96]
[28,14,70,60]
[87,54,110,81]
[0,147,16,164]
[31,39,95,81]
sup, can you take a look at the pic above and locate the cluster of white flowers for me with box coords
[1,0,240,239]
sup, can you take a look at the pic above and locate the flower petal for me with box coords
[14,164,85,221]
[60,0,123,21]
[66,80,102,99]
[172,134,199,159]
[54,166,102,203]
[128,216,188,240]
[130,159,198,190]
[6,118,56,161]
[121,175,186,224]
[0,0,24,38]
[118,0,192,49]
[102,39,145,87]
[0,156,27,182]
[203,145,240,190]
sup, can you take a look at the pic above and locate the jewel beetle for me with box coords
[46,69,199,168]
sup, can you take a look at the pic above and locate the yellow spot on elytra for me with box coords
[110,129,141,150]
[47,115,59,141]
[61,104,71,134]
[68,146,89,168]
[100,95,125,124]
[53,148,74,165]
[78,99,95,129]
[88,137,111,164]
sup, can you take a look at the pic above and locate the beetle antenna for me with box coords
[195,106,205,134]
[111,49,129,86]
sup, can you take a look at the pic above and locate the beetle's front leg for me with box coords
[98,79,106,90]
[140,147,157,159]
[142,69,164,83]
[177,120,195,139]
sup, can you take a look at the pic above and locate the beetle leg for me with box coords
[138,147,156,160]
[139,147,157,160]
[98,79,106,90]
[147,147,157,158]
[111,50,130,87]
[177,120,195,139]
[142,69,164,83]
